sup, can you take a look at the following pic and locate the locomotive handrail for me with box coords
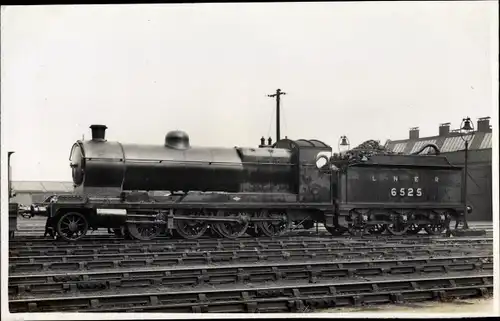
[69,141,84,161]
[411,143,441,156]
[83,157,294,166]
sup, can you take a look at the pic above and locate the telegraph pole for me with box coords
[268,88,286,142]
[8,152,15,199]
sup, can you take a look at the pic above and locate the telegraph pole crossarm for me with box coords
[268,88,286,142]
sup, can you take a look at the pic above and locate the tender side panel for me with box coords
[341,166,463,205]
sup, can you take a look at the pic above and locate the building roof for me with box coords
[12,181,74,193]
[385,132,492,155]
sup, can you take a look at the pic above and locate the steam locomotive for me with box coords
[30,124,467,241]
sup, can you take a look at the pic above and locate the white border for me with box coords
[2,3,499,320]
[491,0,500,317]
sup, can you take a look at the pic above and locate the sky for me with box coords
[1,2,498,181]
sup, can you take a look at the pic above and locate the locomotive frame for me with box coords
[29,124,467,241]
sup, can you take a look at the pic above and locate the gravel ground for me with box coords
[321,297,495,314]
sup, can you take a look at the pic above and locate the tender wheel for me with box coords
[347,210,368,237]
[174,210,208,240]
[127,222,161,241]
[406,224,424,235]
[257,210,291,237]
[386,222,409,236]
[348,224,366,237]
[367,224,386,235]
[56,211,88,241]
[213,211,250,239]
[424,223,447,235]
[386,211,410,236]
[446,212,464,236]
[425,210,451,235]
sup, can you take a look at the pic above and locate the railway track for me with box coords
[9,255,493,297]
[9,219,494,313]
[11,227,492,240]
[9,243,492,274]
[9,235,493,254]
[10,238,492,258]
[9,273,493,313]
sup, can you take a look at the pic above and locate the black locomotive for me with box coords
[32,124,467,241]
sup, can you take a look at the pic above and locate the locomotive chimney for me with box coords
[439,122,450,136]
[409,127,419,140]
[90,124,108,142]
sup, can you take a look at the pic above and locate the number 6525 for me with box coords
[390,187,422,197]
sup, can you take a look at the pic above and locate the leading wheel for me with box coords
[56,212,88,241]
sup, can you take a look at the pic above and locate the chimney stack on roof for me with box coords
[477,117,491,133]
[439,122,451,136]
[409,127,419,140]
